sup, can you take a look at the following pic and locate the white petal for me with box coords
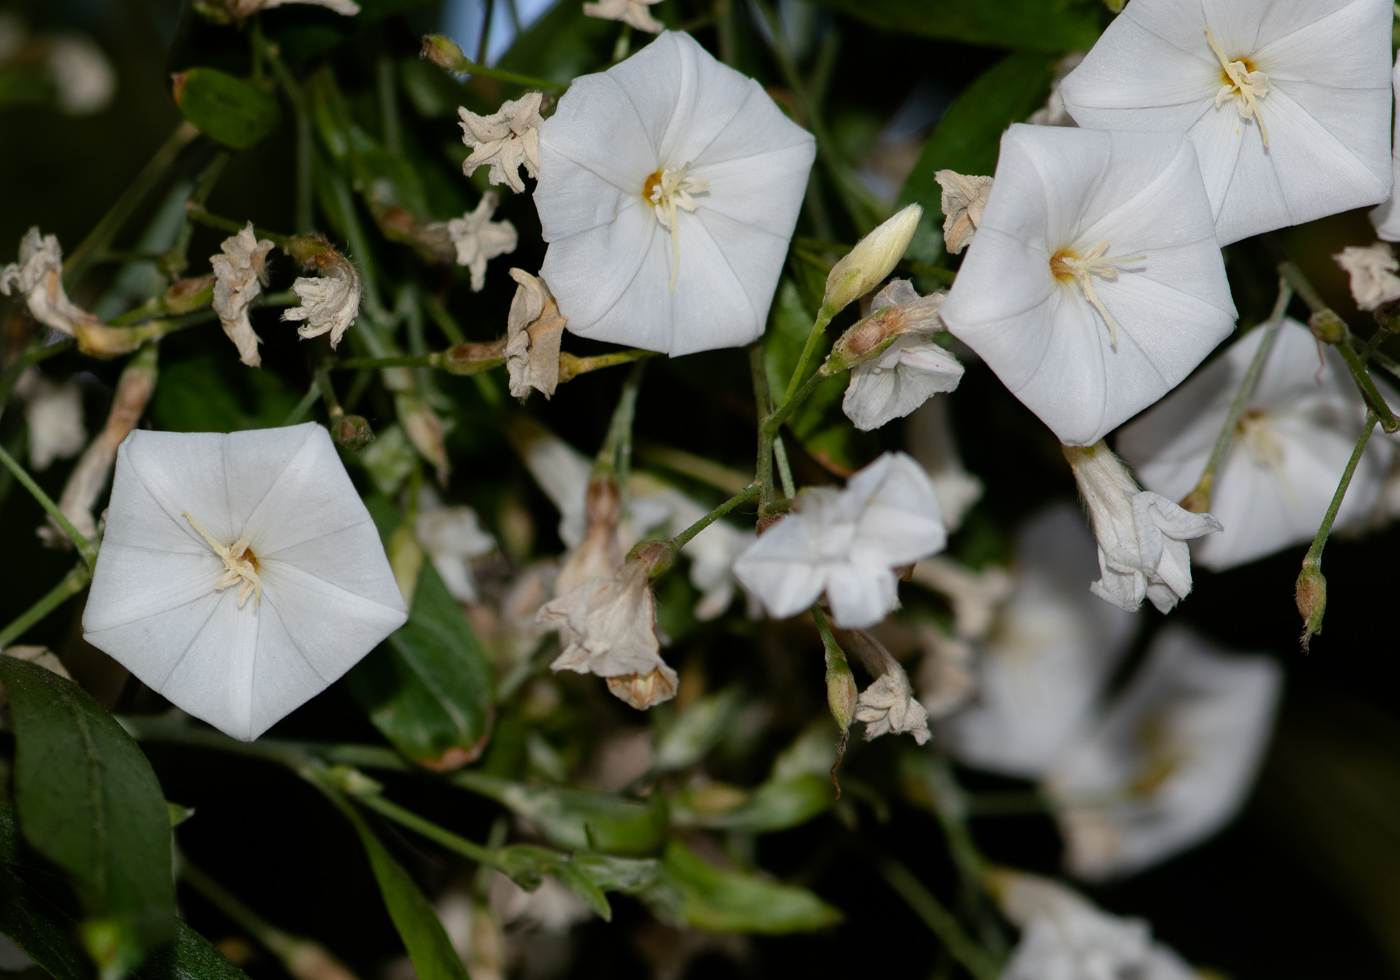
[535,74,660,198]
[824,563,897,629]
[848,453,946,567]
[1370,56,1400,240]
[731,516,827,619]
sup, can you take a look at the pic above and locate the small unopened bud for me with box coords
[332,414,374,453]
[823,204,922,314]
[74,322,161,359]
[162,274,216,314]
[421,33,469,73]
[607,667,679,710]
[1296,563,1326,650]
[627,538,677,579]
[1308,309,1347,346]
[286,232,335,269]
[824,646,856,734]
[324,765,383,797]
[436,339,507,375]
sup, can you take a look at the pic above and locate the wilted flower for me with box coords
[906,397,982,531]
[535,31,815,355]
[82,423,408,740]
[211,223,275,368]
[1063,442,1221,614]
[1118,318,1393,572]
[448,193,518,292]
[416,489,498,604]
[504,268,567,399]
[14,369,85,471]
[823,203,921,314]
[939,125,1236,447]
[1045,626,1282,880]
[839,280,963,432]
[555,472,623,597]
[846,630,929,744]
[509,419,594,549]
[992,870,1197,980]
[0,227,98,335]
[537,553,677,710]
[283,249,362,348]
[583,0,663,32]
[933,171,991,255]
[733,452,946,629]
[1334,242,1400,311]
[940,505,1137,777]
[46,35,116,115]
[459,93,544,194]
[215,0,361,19]
[1059,0,1394,246]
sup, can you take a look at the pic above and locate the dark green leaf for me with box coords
[0,658,176,967]
[132,924,251,980]
[812,0,1103,52]
[0,807,88,980]
[173,68,282,151]
[654,841,841,934]
[346,532,494,770]
[897,52,1060,264]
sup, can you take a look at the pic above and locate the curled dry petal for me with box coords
[211,222,276,368]
[1334,242,1400,311]
[283,249,362,348]
[448,193,518,292]
[846,629,929,744]
[0,227,99,335]
[582,0,664,32]
[933,170,992,255]
[505,268,567,399]
[556,473,623,597]
[459,93,544,194]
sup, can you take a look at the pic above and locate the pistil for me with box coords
[643,163,708,293]
[184,511,262,609]
[1206,26,1269,148]
[1050,241,1145,348]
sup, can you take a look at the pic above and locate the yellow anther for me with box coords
[1050,241,1145,349]
[643,163,708,294]
[1206,25,1270,148]
[184,511,262,609]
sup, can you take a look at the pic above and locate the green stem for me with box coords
[185,205,292,250]
[282,381,322,426]
[766,367,829,439]
[781,306,836,403]
[669,484,759,550]
[334,355,434,370]
[1279,260,1329,316]
[376,54,403,157]
[259,31,313,235]
[634,442,752,495]
[750,344,776,512]
[557,348,660,383]
[0,563,92,648]
[1180,277,1293,511]
[600,360,646,474]
[422,34,568,91]
[0,445,97,568]
[327,169,392,333]
[1336,341,1399,433]
[772,435,796,499]
[177,852,303,958]
[476,0,495,66]
[423,293,466,345]
[874,854,1000,980]
[1304,409,1377,570]
[351,790,496,866]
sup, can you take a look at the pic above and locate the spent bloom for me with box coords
[283,248,362,348]
[1334,242,1400,311]
[939,126,1236,447]
[14,369,86,471]
[1059,0,1394,246]
[0,227,98,336]
[459,93,544,194]
[211,223,275,368]
[535,31,815,355]
[733,452,946,629]
[582,0,663,33]
[1063,442,1221,614]
[218,0,360,18]
[933,170,992,255]
[447,192,519,292]
[1119,318,1394,572]
[504,268,567,400]
[82,424,408,740]
[415,488,498,604]
[846,629,930,745]
[1045,626,1282,880]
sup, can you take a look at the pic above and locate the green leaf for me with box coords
[346,547,494,771]
[652,688,745,774]
[0,658,176,972]
[671,774,834,834]
[654,841,841,934]
[897,52,1060,265]
[131,924,251,980]
[173,68,282,151]
[812,0,1104,52]
[0,807,88,980]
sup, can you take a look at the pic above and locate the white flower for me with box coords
[939,125,1236,447]
[415,488,497,604]
[1045,626,1282,881]
[733,452,946,629]
[283,249,362,348]
[1064,442,1221,614]
[1118,318,1393,572]
[993,870,1197,980]
[211,223,275,368]
[1370,54,1400,240]
[1059,0,1394,246]
[459,93,544,195]
[509,419,594,549]
[582,0,664,32]
[46,35,115,115]
[0,227,98,336]
[14,369,86,471]
[840,281,963,432]
[555,473,624,597]
[907,555,1013,641]
[505,268,566,400]
[939,505,1136,778]
[81,423,408,741]
[535,31,815,356]
[448,193,518,292]
[846,629,930,744]
[933,171,992,255]
[537,558,678,710]
[1334,242,1400,311]
[906,396,982,531]
[912,626,975,720]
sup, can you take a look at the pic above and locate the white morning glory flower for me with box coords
[81,423,408,741]
[1059,0,1394,246]
[939,125,1236,447]
[732,452,946,629]
[939,505,1137,778]
[534,31,815,355]
[1044,626,1282,881]
[1118,318,1395,572]
[1370,54,1400,240]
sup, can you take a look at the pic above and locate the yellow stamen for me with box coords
[643,163,708,294]
[1050,241,1145,349]
[1206,25,1269,148]
[184,511,261,609]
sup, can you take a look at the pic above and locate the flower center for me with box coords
[642,163,708,294]
[1049,241,1145,349]
[1206,26,1269,148]
[184,511,262,609]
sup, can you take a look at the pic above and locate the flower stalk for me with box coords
[0,562,92,648]
[0,442,98,567]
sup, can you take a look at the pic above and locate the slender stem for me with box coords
[0,445,97,568]
[314,365,343,421]
[63,122,200,287]
[556,348,659,383]
[1336,341,1399,433]
[172,150,231,261]
[0,563,92,648]
[335,355,434,370]
[874,855,999,980]
[750,344,776,512]
[424,293,466,346]
[185,205,292,250]
[1180,277,1293,511]
[422,34,568,91]
[782,307,835,402]
[282,381,322,426]
[600,360,646,473]
[327,169,391,333]
[177,852,302,958]
[766,367,828,438]
[773,435,796,499]
[1279,261,1329,315]
[670,485,759,550]
[260,34,313,235]
[352,791,496,866]
[1304,409,1377,569]
[376,55,402,157]
[476,0,495,66]
[634,442,752,495]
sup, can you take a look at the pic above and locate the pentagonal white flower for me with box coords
[447,192,518,292]
[1118,318,1394,572]
[939,126,1236,447]
[939,505,1136,778]
[81,423,407,741]
[1370,54,1400,240]
[535,31,815,355]
[732,452,946,629]
[1059,0,1394,246]
[1044,626,1282,881]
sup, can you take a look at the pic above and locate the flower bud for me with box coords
[436,338,506,375]
[1307,309,1346,346]
[161,274,216,314]
[421,33,470,73]
[1295,562,1326,649]
[607,666,679,710]
[627,538,677,579]
[324,765,384,797]
[286,232,335,269]
[823,204,922,314]
[824,645,857,734]
[332,414,375,453]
